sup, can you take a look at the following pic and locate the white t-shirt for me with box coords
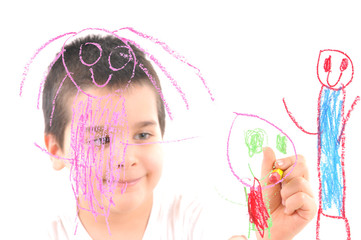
[48,189,245,239]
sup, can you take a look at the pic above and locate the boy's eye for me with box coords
[92,136,111,146]
[134,132,151,140]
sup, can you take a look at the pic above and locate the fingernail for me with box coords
[269,172,281,184]
[276,160,284,167]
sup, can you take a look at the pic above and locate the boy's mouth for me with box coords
[103,176,143,187]
[118,177,142,185]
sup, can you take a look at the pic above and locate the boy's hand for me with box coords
[257,147,317,240]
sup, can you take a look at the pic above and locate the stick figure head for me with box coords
[317,49,354,90]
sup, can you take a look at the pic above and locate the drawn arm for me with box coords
[282,98,318,135]
[338,96,360,140]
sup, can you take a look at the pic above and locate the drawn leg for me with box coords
[316,208,322,240]
[342,159,351,240]
[344,217,351,240]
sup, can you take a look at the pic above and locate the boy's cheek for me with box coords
[149,145,164,165]
[143,146,163,175]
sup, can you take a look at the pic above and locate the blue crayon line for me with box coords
[319,87,343,215]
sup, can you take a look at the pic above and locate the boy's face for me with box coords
[57,83,163,215]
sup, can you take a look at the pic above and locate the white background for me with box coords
[1,0,361,239]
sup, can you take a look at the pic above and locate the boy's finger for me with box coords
[280,176,314,202]
[274,154,297,171]
[261,147,282,212]
[278,155,309,184]
[284,192,317,221]
[261,147,277,181]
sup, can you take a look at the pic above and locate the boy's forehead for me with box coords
[69,84,159,125]
[73,83,154,101]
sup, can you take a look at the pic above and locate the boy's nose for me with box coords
[116,144,137,168]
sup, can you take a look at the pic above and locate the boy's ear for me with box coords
[44,134,66,171]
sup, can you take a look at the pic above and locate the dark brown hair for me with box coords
[42,35,165,150]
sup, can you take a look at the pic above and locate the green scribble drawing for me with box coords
[248,216,273,239]
[244,128,267,158]
[249,163,273,182]
[214,187,245,206]
[276,134,287,154]
[264,192,273,239]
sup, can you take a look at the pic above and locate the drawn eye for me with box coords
[340,58,348,71]
[134,132,151,140]
[92,136,111,146]
[324,55,331,72]
[79,42,103,67]
[108,45,133,71]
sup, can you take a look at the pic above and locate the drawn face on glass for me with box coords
[61,84,163,215]
[63,40,136,96]
[226,113,297,189]
[78,42,134,88]
[317,49,354,90]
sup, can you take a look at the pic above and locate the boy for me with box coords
[44,34,316,239]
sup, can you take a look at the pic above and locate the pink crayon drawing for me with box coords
[283,49,360,240]
[19,27,214,117]
[19,28,214,235]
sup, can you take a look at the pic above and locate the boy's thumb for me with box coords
[261,147,276,183]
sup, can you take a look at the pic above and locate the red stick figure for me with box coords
[283,49,360,239]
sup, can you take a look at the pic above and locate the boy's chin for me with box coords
[77,176,155,216]
[77,190,152,217]
[104,191,153,215]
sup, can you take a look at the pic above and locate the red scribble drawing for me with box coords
[283,49,360,240]
[19,28,214,235]
[247,177,270,238]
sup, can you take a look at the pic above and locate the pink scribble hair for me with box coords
[42,34,166,150]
